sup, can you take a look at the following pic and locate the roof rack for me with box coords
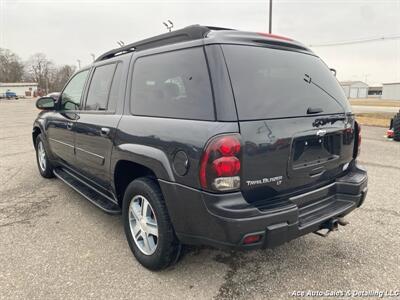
[95,25,234,62]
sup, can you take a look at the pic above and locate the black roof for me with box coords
[95,25,232,62]
[95,25,311,62]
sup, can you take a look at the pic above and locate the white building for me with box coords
[0,82,38,97]
[367,86,382,99]
[382,82,400,100]
[340,81,368,98]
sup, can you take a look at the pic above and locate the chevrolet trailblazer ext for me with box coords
[33,25,368,270]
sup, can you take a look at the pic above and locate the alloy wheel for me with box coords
[37,141,47,172]
[129,195,159,255]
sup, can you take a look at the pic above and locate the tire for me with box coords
[393,112,400,141]
[35,134,54,178]
[122,177,181,270]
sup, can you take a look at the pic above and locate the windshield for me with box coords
[222,45,351,120]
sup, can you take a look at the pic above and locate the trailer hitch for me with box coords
[313,217,348,237]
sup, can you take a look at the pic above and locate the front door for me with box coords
[74,62,123,189]
[47,69,90,167]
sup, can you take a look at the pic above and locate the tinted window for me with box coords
[222,45,351,120]
[85,64,116,111]
[61,70,89,110]
[131,47,214,120]
[107,63,123,112]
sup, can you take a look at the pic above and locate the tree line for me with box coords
[0,48,76,93]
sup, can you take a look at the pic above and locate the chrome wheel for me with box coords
[129,195,158,255]
[37,141,47,172]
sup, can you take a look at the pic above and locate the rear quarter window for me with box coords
[85,63,116,111]
[130,47,215,120]
[222,45,350,120]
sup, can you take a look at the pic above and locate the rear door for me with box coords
[221,45,356,202]
[74,62,124,189]
[47,69,90,167]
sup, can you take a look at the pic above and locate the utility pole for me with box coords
[269,0,273,33]
[77,59,81,69]
[364,74,370,84]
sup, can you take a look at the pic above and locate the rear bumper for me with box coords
[159,162,367,250]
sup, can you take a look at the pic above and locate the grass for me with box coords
[355,113,393,127]
[350,98,400,107]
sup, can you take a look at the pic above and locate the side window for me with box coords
[131,47,214,120]
[85,64,116,111]
[107,63,123,112]
[61,70,89,111]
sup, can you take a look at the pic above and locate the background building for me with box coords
[367,86,382,99]
[382,82,400,100]
[0,83,39,97]
[340,81,368,98]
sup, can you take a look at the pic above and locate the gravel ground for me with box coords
[0,99,399,299]
[351,105,399,114]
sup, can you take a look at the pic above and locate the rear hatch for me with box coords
[221,44,356,203]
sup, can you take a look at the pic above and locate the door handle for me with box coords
[100,127,110,137]
[66,122,73,130]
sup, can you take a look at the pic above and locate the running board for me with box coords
[53,168,121,214]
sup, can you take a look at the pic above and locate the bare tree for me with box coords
[49,64,76,92]
[1,48,76,93]
[0,48,25,82]
[25,53,54,93]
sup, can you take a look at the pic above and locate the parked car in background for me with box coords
[32,25,368,270]
[0,91,18,99]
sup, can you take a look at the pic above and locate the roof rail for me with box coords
[95,25,234,62]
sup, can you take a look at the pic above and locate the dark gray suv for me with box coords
[33,25,368,270]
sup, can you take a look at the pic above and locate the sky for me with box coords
[1,0,399,85]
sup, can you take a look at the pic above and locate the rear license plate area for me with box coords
[292,133,341,169]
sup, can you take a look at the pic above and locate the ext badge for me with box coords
[246,176,283,187]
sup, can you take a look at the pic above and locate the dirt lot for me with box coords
[355,113,394,128]
[350,99,400,107]
[349,99,399,127]
[0,99,399,299]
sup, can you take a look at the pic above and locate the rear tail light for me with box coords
[354,121,362,158]
[199,134,241,192]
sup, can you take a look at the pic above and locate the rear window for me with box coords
[131,47,215,120]
[222,45,350,120]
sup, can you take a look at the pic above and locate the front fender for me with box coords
[111,143,175,182]
[32,118,47,146]
[32,118,58,162]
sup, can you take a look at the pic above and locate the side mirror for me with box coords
[330,68,337,77]
[36,97,55,110]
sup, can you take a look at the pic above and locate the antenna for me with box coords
[268,0,272,33]
[163,20,174,32]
